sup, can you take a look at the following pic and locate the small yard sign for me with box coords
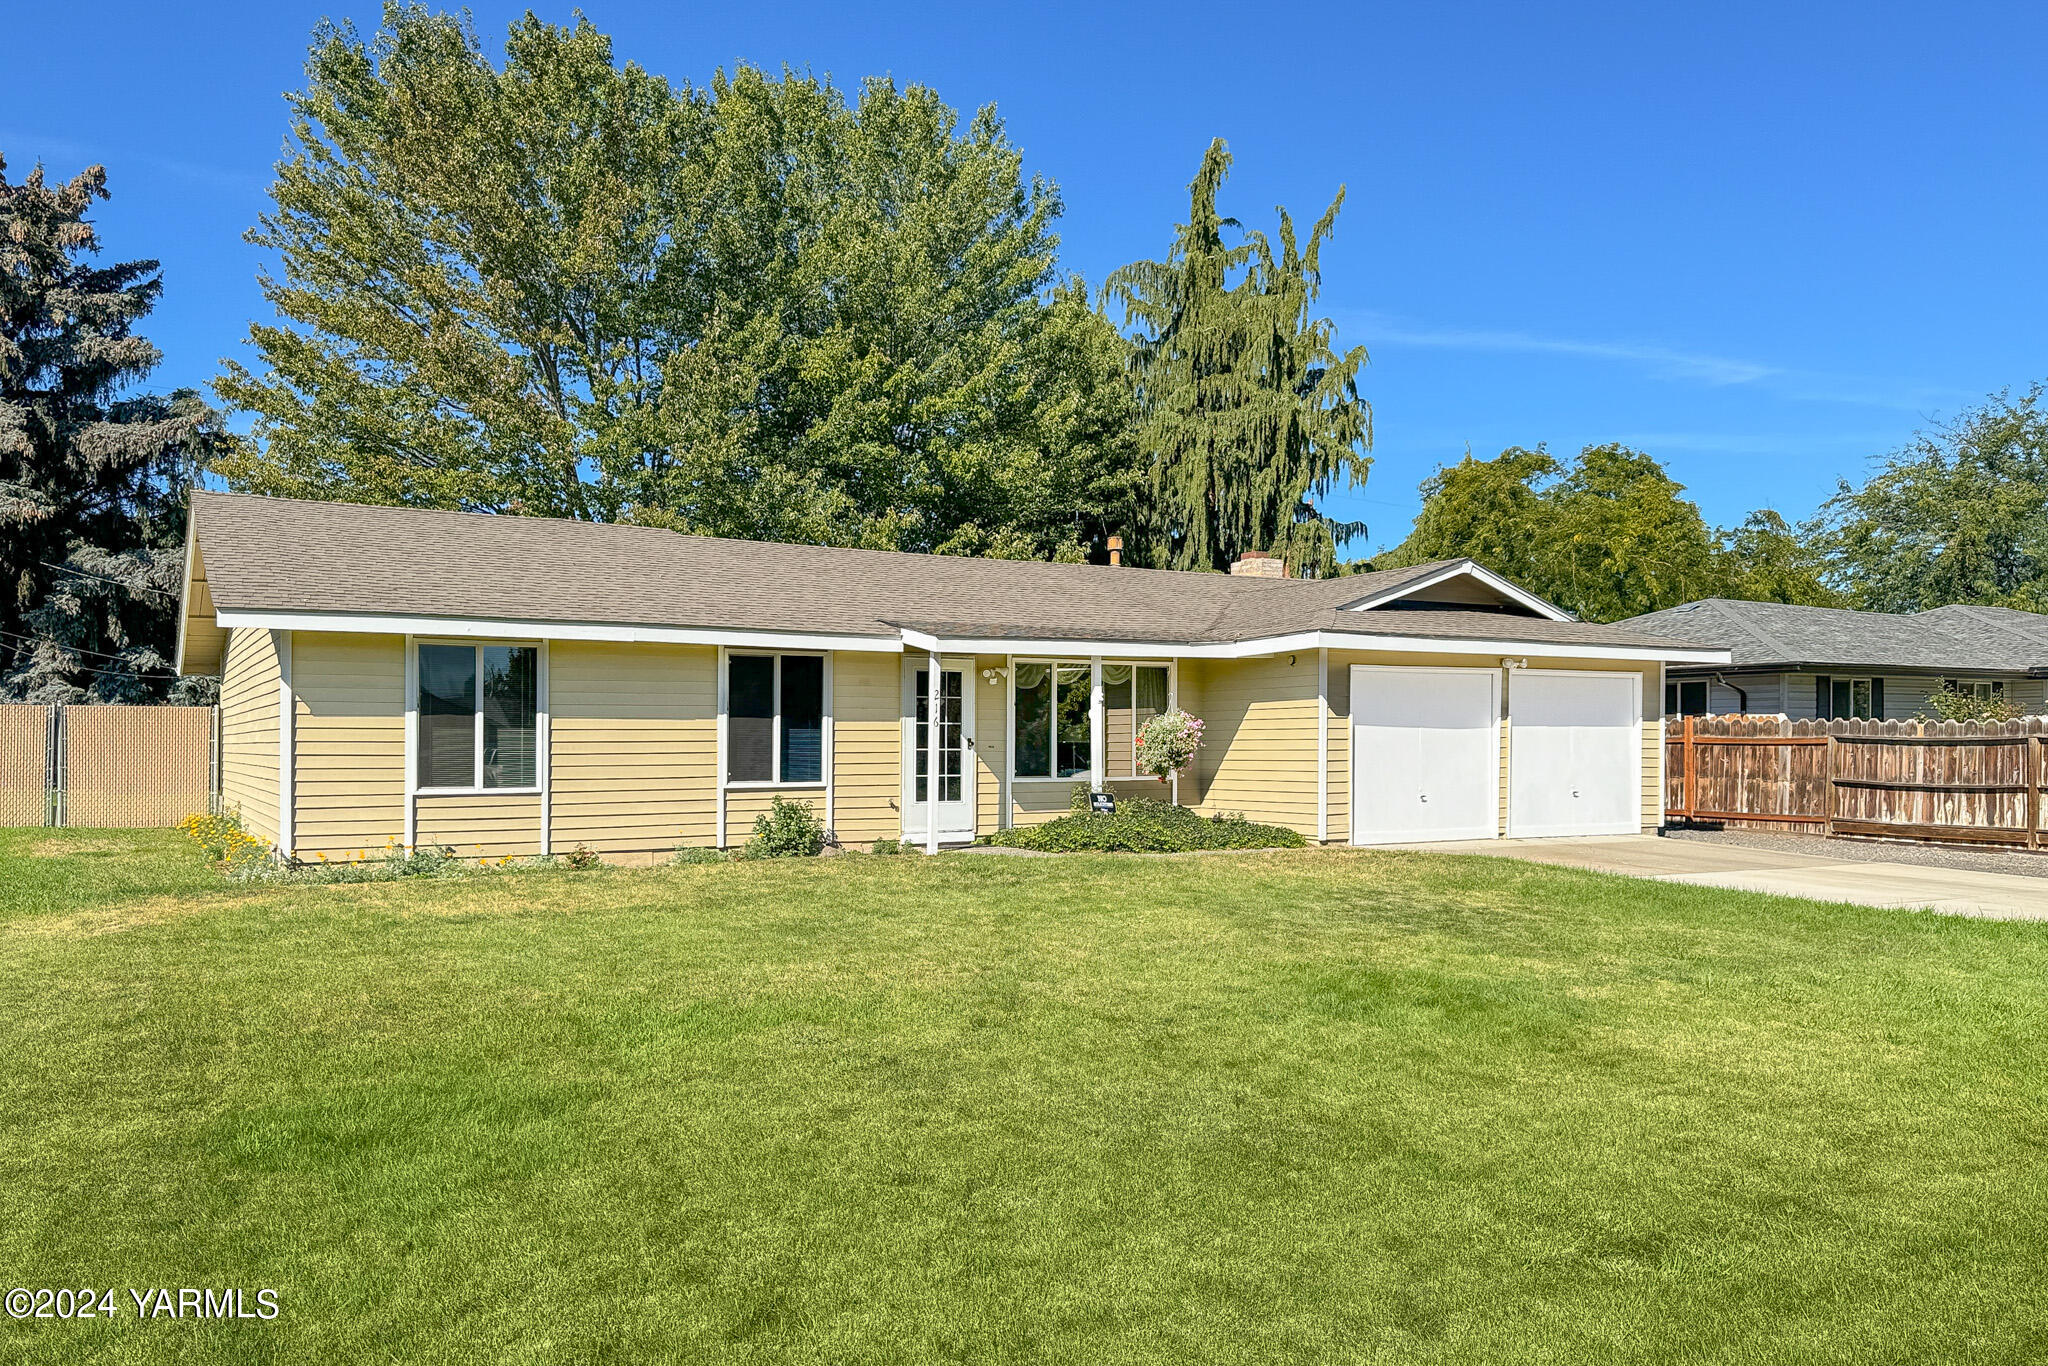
[1089,791,1116,815]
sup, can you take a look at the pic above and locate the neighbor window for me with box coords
[417,642,538,790]
[1814,674,1881,721]
[1665,679,1708,717]
[1013,662,1094,779]
[1941,678,2005,703]
[727,654,824,784]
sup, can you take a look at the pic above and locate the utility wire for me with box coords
[36,560,179,601]
[0,626,168,665]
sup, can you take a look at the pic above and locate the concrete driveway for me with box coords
[1406,835,2048,921]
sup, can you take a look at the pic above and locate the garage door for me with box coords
[1507,671,1642,838]
[1350,665,1499,844]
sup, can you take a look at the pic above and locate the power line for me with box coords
[0,626,168,665]
[36,560,179,601]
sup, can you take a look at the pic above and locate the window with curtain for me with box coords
[1014,662,1167,779]
[1103,664,1170,777]
[417,642,539,790]
[727,654,825,783]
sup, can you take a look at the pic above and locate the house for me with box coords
[173,493,1727,861]
[1618,598,2048,719]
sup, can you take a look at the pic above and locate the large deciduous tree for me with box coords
[1824,387,2048,612]
[1104,139,1370,577]
[216,7,1142,559]
[1378,443,1835,620]
[0,154,223,703]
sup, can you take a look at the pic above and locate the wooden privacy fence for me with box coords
[0,704,218,828]
[1666,715,2048,847]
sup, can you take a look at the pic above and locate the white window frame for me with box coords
[1007,657,1175,785]
[1941,677,2006,702]
[413,638,545,796]
[722,650,829,790]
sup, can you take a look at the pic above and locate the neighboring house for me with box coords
[174,493,1726,861]
[1619,598,2048,720]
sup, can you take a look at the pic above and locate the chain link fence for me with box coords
[0,704,219,828]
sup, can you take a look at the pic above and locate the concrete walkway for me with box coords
[1404,834,2048,921]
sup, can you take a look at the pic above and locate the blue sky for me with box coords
[5,1,2041,553]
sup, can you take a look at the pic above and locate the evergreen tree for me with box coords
[1105,139,1370,576]
[0,154,223,703]
[216,8,1141,560]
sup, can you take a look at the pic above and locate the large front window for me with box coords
[1013,661,1170,780]
[417,642,538,790]
[727,653,824,783]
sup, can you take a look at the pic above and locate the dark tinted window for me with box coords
[780,656,824,783]
[418,644,477,788]
[728,655,774,782]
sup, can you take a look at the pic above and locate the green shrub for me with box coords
[562,844,602,870]
[986,798,1306,853]
[669,846,732,866]
[744,796,826,859]
[869,838,905,856]
[177,809,271,873]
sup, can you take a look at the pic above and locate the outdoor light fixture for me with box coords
[1501,657,1529,670]
[982,668,1007,685]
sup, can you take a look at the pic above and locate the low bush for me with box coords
[868,838,906,856]
[177,809,273,874]
[743,796,827,859]
[986,798,1307,853]
[669,846,732,866]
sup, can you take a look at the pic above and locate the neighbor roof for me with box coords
[182,492,1717,664]
[1620,598,2048,673]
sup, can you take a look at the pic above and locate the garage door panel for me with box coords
[1508,671,1640,838]
[1351,666,1498,845]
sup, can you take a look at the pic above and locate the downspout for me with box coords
[1712,673,1748,712]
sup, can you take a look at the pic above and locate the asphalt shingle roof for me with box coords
[190,492,1708,653]
[1619,598,2048,672]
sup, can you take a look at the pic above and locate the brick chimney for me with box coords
[1229,550,1288,579]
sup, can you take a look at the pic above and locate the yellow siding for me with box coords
[973,654,1005,835]
[1190,653,1321,836]
[1010,780,1073,827]
[219,626,280,843]
[550,642,716,855]
[293,633,405,860]
[830,651,903,846]
[417,793,542,858]
[1326,649,1660,842]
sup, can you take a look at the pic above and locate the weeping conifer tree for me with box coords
[0,154,224,702]
[1106,140,1370,575]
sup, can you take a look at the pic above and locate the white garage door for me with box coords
[1350,665,1500,845]
[1507,671,1642,838]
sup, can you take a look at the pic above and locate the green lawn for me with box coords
[2,829,2045,1364]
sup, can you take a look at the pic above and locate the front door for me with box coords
[903,658,976,843]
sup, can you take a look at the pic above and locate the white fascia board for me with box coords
[1306,629,1731,664]
[1340,560,1574,622]
[211,609,904,654]
[904,628,1728,665]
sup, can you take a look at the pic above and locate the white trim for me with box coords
[277,630,294,860]
[416,786,544,797]
[403,634,418,850]
[926,650,942,854]
[1503,667,1645,840]
[1347,662,1503,846]
[715,646,728,849]
[900,628,1728,665]
[215,608,901,654]
[722,782,827,791]
[214,609,1728,666]
[1088,656,1105,793]
[822,652,835,842]
[537,641,551,856]
[1316,647,1329,844]
[1339,560,1573,622]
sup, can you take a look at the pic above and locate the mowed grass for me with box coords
[2,829,2046,1364]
